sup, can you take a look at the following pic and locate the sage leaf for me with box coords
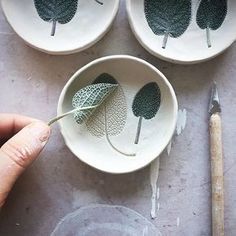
[132,82,161,144]
[72,83,118,124]
[48,83,117,126]
[144,0,191,49]
[196,0,227,47]
[86,73,136,157]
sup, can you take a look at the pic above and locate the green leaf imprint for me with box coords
[72,83,118,124]
[144,0,192,49]
[196,0,227,47]
[132,82,161,144]
[34,0,103,36]
[34,0,78,36]
[86,73,135,157]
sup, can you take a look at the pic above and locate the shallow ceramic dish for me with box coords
[51,205,161,235]
[57,55,178,174]
[126,0,236,64]
[1,0,119,54]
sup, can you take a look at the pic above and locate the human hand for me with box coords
[0,114,50,207]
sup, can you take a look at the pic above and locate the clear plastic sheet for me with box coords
[51,204,161,236]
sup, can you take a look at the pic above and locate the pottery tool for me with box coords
[209,82,224,236]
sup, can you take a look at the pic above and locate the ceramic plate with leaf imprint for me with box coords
[1,0,119,54]
[127,0,236,64]
[34,0,104,36]
[57,56,177,174]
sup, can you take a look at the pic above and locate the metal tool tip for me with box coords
[209,82,221,115]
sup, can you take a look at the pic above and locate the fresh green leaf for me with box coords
[86,73,135,156]
[196,0,227,47]
[48,83,117,126]
[48,104,98,126]
[132,82,161,144]
[72,82,118,124]
[144,0,191,49]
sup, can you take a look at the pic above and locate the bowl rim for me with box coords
[126,0,235,65]
[57,55,178,174]
[0,0,120,55]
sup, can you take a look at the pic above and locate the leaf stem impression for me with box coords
[134,116,143,144]
[48,105,98,126]
[51,20,57,36]
[206,26,211,48]
[104,105,136,157]
[162,32,169,49]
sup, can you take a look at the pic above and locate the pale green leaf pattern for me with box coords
[86,74,127,138]
[72,83,118,125]
[86,73,135,156]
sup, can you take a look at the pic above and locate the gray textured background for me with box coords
[0,1,236,235]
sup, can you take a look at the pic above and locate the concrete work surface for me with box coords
[0,1,236,235]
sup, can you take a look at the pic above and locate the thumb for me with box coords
[0,121,50,207]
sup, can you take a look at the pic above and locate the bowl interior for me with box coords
[1,0,119,54]
[58,56,177,173]
[127,0,236,63]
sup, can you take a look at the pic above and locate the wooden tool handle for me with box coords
[209,113,224,236]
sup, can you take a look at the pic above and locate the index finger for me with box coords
[0,114,37,139]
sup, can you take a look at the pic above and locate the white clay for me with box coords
[176,109,187,136]
[150,157,160,219]
[126,0,236,64]
[1,0,120,54]
[57,56,178,174]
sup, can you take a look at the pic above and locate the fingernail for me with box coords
[27,121,51,144]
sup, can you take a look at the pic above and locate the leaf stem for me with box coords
[134,116,143,144]
[95,0,103,5]
[206,27,211,48]
[51,20,57,36]
[48,105,98,126]
[162,32,169,49]
[104,105,136,157]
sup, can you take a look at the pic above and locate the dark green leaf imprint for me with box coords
[132,82,161,144]
[86,73,136,157]
[48,83,117,125]
[196,0,227,48]
[144,0,191,49]
[34,0,103,36]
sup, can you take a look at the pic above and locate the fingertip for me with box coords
[27,121,51,144]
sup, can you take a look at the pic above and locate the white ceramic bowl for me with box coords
[57,55,178,174]
[1,0,119,54]
[126,0,236,64]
